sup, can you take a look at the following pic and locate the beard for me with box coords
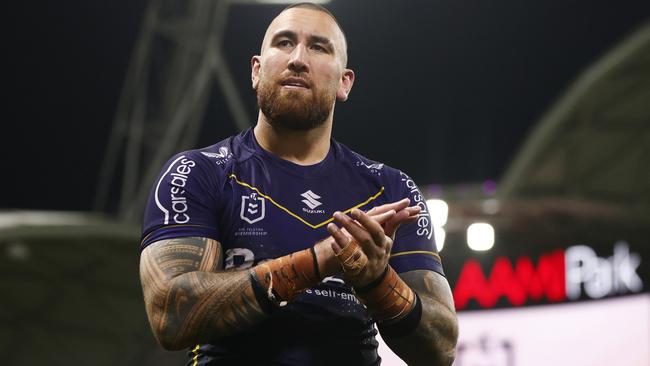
[257,76,335,131]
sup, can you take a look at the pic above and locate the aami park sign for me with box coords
[452,241,644,310]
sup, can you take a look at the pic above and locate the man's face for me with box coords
[252,8,354,131]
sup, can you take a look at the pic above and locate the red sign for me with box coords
[453,242,642,309]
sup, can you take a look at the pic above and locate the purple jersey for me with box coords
[141,129,444,365]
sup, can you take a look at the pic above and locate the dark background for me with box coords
[4,0,650,211]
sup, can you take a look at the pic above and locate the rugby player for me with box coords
[139,3,458,365]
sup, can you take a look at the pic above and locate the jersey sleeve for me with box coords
[385,170,444,276]
[140,151,221,251]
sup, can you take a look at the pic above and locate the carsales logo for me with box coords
[399,172,432,239]
[155,155,196,225]
[453,241,643,309]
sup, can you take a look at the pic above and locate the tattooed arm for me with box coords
[139,236,341,350]
[140,201,420,350]
[381,270,458,366]
[139,237,263,350]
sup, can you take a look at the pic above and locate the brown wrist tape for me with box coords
[355,266,416,322]
[251,247,321,305]
[335,239,368,275]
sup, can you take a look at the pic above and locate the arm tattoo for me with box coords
[140,237,267,350]
[380,270,459,366]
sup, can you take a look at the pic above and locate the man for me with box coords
[139,3,458,365]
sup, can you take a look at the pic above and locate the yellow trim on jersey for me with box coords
[192,344,200,366]
[391,250,441,261]
[229,173,385,229]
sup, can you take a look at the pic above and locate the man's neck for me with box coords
[253,113,332,166]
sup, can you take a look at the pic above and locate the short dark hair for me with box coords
[283,2,338,23]
[281,2,348,64]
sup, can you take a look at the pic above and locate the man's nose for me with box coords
[288,44,309,73]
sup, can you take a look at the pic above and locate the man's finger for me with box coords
[369,209,396,225]
[396,206,421,226]
[366,198,410,217]
[350,208,386,246]
[405,205,421,217]
[380,205,421,236]
[333,211,378,255]
[333,211,367,239]
[327,223,348,254]
[384,209,412,238]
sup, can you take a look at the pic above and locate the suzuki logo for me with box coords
[301,190,322,209]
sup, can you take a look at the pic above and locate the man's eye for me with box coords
[278,40,293,47]
[311,44,327,53]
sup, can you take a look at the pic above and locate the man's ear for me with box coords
[251,55,261,90]
[336,68,355,102]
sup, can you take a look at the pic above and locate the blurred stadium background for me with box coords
[2,0,649,365]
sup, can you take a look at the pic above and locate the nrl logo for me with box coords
[240,192,265,224]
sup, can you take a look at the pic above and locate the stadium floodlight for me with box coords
[434,227,446,252]
[481,198,500,215]
[426,199,448,227]
[467,222,495,251]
